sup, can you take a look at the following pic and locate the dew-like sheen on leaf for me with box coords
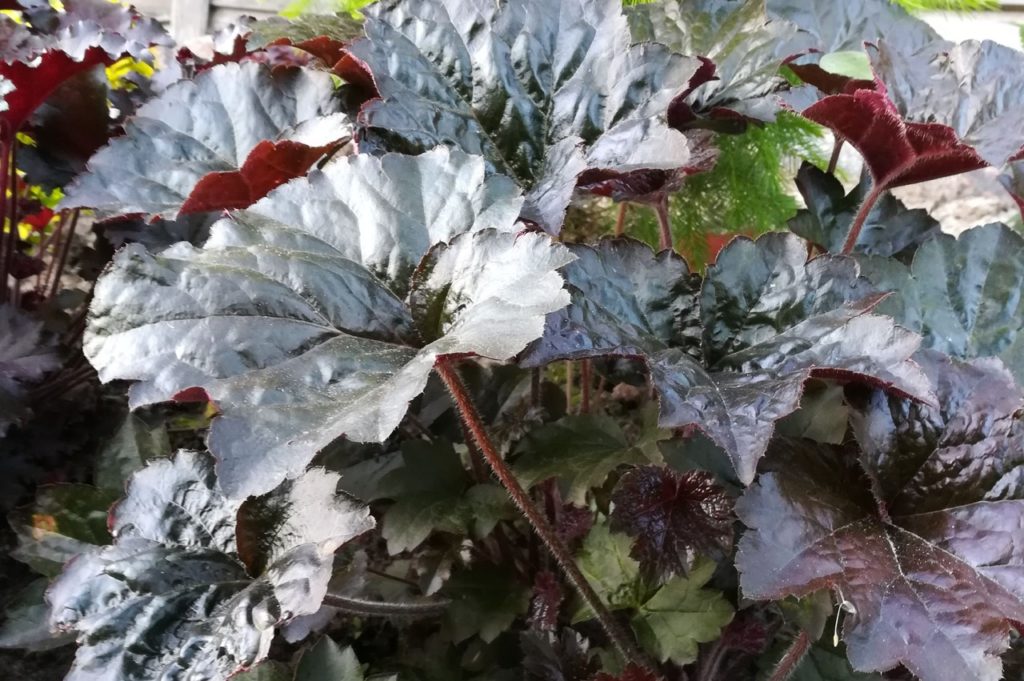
[737,351,1024,681]
[63,62,349,220]
[48,451,374,681]
[85,152,572,497]
[348,0,700,232]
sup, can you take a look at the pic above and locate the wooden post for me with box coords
[171,0,210,42]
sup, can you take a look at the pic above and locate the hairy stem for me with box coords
[323,593,451,618]
[768,631,811,681]
[435,357,644,666]
[654,194,673,251]
[827,137,844,175]
[841,185,883,255]
[615,202,629,237]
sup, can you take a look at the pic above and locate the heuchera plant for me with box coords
[4,0,1024,680]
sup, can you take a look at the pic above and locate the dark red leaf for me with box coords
[0,46,109,140]
[737,351,1024,681]
[528,571,564,632]
[593,664,663,681]
[556,504,595,549]
[803,89,987,190]
[10,252,44,279]
[787,63,875,96]
[610,466,732,575]
[576,131,720,204]
[179,139,340,215]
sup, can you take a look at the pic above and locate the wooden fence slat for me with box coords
[170,0,211,41]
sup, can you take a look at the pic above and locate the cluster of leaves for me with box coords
[5,1,1024,681]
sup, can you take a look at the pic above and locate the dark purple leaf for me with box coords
[789,163,940,261]
[858,222,1024,383]
[347,0,702,232]
[593,663,664,681]
[526,235,931,484]
[521,630,597,681]
[528,571,564,633]
[18,66,110,190]
[0,304,60,435]
[610,465,732,576]
[179,138,343,215]
[736,351,1024,681]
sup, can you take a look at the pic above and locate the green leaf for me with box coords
[349,0,700,232]
[819,51,873,80]
[296,637,363,681]
[94,413,172,490]
[514,414,661,505]
[786,645,885,681]
[231,662,293,681]
[9,484,118,577]
[575,522,643,619]
[85,147,574,498]
[247,14,362,49]
[444,565,530,643]
[48,451,375,681]
[0,578,73,651]
[377,440,516,554]
[631,558,734,665]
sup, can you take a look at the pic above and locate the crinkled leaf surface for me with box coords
[627,0,801,123]
[610,466,732,576]
[859,223,1024,383]
[48,451,374,681]
[525,235,931,484]
[870,39,1024,170]
[789,163,940,261]
[766,0,938,54]
[85,154,572,498]
[348,0,700,232]
[63,62,349,220]
[737,351,1024,681]
[0,304,60,434]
